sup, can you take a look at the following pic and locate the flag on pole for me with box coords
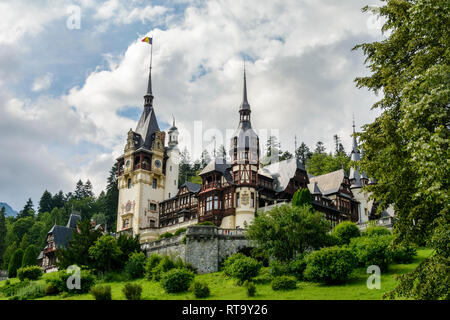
[142,37,152,44]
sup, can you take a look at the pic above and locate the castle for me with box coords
[116,54,393,244]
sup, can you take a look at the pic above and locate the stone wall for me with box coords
[141,226,252,274]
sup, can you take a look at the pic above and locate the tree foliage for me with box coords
[246,204,331,261]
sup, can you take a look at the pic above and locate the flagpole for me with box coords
[150,37,153,73]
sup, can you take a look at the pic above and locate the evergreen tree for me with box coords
[2,242,17,270]
[74,180,85,200]
[105,164,119,231]
[280,151,293,161]
[18,198,34,219]
[296,142,312,166]
[83,180,94,198]
[38,190,53,215]
[52,190,66,209]
[8,248,24,278]
[266,136,281,158]
[179,148,193,187]
[56,219,102,269]
[314,141,326,154]
[292,188,313,207]
[65,192,74,202]
[22,244,37,267]
[0,207,6,266]
[19,233,30,250]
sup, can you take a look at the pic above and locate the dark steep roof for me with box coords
[47,225,76,248]
[262,158,306,192]
[181,182,201,193]
[135,108,160,150]
[66,213,81,229]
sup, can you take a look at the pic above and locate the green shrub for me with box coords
[124,252,147,279]
[190,280,210,298]
[389,244,417,264]
[363,226,391,237]
[145,254,162,280]
[161,269,194,293]
[21,245,38,267]
[90,284,112,300]
[271,276,297,291]
[45,282,59,295]
[17,266,43,281]
[269,256,307,280]
[223,253,247,275]
[158,232,174,240]
[152,256,176,281]
[244,280,256,297]
[332,221,361,245]
[196,221,215,226]
[349,235,393,271]
[181,235,187,244]
[8,248,24,278]
[304,246,357,284]
[122,283,142,300]
[11,282,45,300]
[45,269,96,293]
[250,247,269,267]
[174,228,187,236]
[98,271,130,283]
[224,256,262,285]
[0,280,30,297]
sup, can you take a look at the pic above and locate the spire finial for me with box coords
[172,114,175,127]
[143,36,154,109]
[352,113,356,133]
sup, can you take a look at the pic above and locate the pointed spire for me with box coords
[240,59,250,110]
[144,40,154,108]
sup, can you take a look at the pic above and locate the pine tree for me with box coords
[179,148,193,186]
[105,164,119,231]
[296,142,312,166]
[18,198,34,219]
[22,244,37,267]
[83,180,94,198]
[218,144,227,158]
[38,190,53,215]
[19,233,30,250]
[52,190,65,209]
[56,219,102,270]
[74,180,84,200]
[200,150,211,169]
[8,248,24,278]
[0,207,6,266]
[314,141,325,154]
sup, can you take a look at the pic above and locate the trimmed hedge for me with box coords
[190,281,210,298]
[271,276,297,291]
[90,284,112,300]
[122,283,142,300]
[224,255,262,284]
[269,255,307,280]
[161,268,194,293]
[17,266,43,281]
[45,269,96,294]
[304,246,357,284]
[332,221,361,245]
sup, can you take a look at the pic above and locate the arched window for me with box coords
[127,178,131,189]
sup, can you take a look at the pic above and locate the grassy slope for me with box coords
[0,248,432,300]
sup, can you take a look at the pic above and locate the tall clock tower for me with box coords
[116,52,169,242]
[227,67,260,229]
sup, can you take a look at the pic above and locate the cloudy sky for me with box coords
[0,0,385,210]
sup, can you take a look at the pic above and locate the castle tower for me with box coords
[164,117,180,199]
[116,45,167,242]
[227,65,260,229]
[349,118,362,189]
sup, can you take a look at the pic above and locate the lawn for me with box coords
[0,248,432,300]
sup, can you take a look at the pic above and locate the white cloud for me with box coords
[32,73,53,92]
[0,0,386,209]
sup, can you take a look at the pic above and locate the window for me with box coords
[174,179,177,186]
[149,219,155,228]
[170,165,172,171]
[214,196,219,210]
[168,193,171,198]
[152,178,157,189]
[123,218,130,229]
[251,192,254,207]
[206,196,212,212]
[236,192,240,207]
[150,203,157,211]
[127,178,131,189]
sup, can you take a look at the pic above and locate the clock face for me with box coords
[155,159,161,168]
[125,160,130,167]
